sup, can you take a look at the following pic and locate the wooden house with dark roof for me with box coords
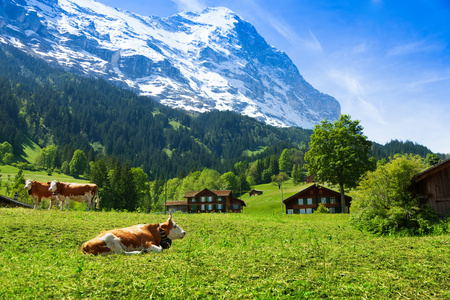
[249,189,263,197]
[283,183,351,214]
[165,189,246,213]
[410,158,450,217]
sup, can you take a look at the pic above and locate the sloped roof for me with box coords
[412,158,450,183]
[213,190,232,196]
[232,198,246,207]
[282,183,351,204]
[183,189,232,198]
[165,201,187,206]
[0,194,33,208]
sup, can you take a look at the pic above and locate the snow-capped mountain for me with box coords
[0,0,340,128]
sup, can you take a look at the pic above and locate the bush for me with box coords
[350,154,441,235]
[315,203,330,214]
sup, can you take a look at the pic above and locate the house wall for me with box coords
[416,165,450,217]
[284,185,349,214]
[166,205,187,213]
[187,193,229,213]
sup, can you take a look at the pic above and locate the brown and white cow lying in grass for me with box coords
[24,180,58,209]
[81,214,186,255]
[48,180,99,211]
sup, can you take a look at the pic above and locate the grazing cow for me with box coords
[81,214,186,255]
[48,180,99,211]
[24,180,58,209]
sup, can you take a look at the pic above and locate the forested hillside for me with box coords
[0,43,312,178]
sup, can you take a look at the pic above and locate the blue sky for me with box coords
[96,0,450,154]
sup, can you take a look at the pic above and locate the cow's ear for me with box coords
[167,213,173,222]
[47,182,50,184]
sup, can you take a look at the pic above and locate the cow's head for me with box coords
[48,180,59,194]
[161,214,186,240]
[24,179,33,190]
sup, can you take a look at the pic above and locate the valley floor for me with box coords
[0,209,449,299]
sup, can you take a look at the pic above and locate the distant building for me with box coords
[304,174,316,183]
[283,183,351,214]
[164,201,188,213]
[0,194,33,208]
[249,189,263,197]
[410,158,450,217]
[165,189,246,213]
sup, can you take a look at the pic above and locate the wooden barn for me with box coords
[165,189,246,213]
[283,183,351,214]
[165,201,188,213]
[410,158,450,217]
[249,189,263,197]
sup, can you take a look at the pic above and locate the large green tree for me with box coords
[304,115,374,213]
[69,149,88,177]
[279,149,292,174]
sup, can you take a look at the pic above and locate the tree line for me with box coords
[1,42,444,215]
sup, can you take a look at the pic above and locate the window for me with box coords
[287,209,293,215]
[232,204,240,209]
[297,199,302,205]
[331,197,336,203]
[300,209,306,214]
[201,197,206,202]
[307,198,313,205]
[321,197,326,204]
[218,197,223,202]
[191,197,197,202]
[201,204,205,210]
[208,204,214,210]
[208,196,213,202]
[217,204,223,210]
[306,208,313,214]
[329,207,336,214]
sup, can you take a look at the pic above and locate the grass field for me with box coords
[1,208,449,299]
[0,165,89,195]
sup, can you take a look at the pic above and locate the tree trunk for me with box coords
[340,184,346,213]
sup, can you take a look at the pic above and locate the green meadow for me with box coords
[0,207,449,299]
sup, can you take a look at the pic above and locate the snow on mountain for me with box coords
[0,0,341,128]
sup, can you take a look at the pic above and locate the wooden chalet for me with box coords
[183,189,245,213]
[283,183,351,214]
[410,158,450,217]
[0,193,33,208]
[249,189,263,197]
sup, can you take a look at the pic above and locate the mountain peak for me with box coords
[0,0,340,128]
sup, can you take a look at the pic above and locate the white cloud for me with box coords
[352,42,368,54]
[170,0,205,12]
[387,40,443,56]
[328,69,385,125]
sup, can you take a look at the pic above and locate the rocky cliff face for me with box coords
[0,0,341,128]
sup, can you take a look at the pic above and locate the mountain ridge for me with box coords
[0,0,340,128]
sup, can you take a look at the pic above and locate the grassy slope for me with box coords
[241,179,309,214]
[0,209,448,299]
[0,143,89,195]
[21,137,41,164]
